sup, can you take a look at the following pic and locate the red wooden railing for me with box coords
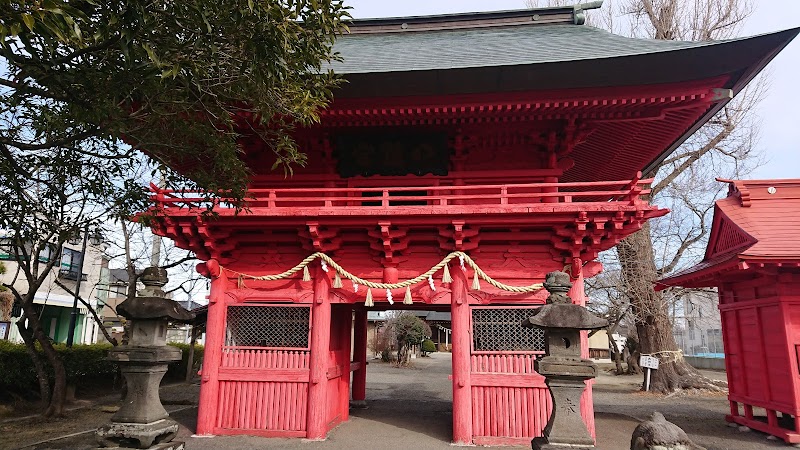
[150,176,651,214]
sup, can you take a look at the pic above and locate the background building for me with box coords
[0,234,107,345]
[673,290,724,357]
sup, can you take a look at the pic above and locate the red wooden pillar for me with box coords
[307,265,332,440]
[568,268,589,358]
[339,306,353,422]
[568,267,596,439]
[451,263,473,444]
[352,307,368,406]
[543,176,560,203]
[197,259,228,435]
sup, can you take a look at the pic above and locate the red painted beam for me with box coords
[217,368,310,382]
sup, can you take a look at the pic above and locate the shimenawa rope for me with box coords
[222,251,543,305]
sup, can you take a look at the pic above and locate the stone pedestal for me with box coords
[96,322,182,449]
[108,345,181,423]
[532,358,597,450]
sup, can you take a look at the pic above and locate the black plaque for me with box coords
[334,131,449,178]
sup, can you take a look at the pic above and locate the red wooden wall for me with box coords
[721,270,800,443]
[327,305,352,430]
[213,304,311,437]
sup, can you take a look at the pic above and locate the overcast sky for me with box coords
[344,0,800,180]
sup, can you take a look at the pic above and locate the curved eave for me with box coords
[334,28,799,98]
[656,255,741,290]
[642,28,800,175]
[657,256,800,290]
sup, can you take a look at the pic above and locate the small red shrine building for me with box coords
[149,4,797,446]
[660,179,800,444]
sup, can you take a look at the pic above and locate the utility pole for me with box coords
[151,174,165,268]
[66,224,90,347]
[151,234,161,267]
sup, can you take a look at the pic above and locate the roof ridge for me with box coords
[346,2,604,34]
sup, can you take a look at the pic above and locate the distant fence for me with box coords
[685,355,726,371]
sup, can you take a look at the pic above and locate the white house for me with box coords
[673,290,724,356]
[0,234,108,345]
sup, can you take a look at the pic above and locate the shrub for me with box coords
[0,341,117,395]
[166,343,204,381]
[385,313,431,365]
[421,339,436,355]
[0,340,36,393]
[0,341,204,396]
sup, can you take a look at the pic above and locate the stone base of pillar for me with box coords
[349,400,368,409]
[531,438,593,450]
[96,418,179,449]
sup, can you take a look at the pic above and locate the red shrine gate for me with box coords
[148,5,793,446]
[156,179,663,445]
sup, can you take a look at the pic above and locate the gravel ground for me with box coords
[592,367,789,450]
[2,354,795,450]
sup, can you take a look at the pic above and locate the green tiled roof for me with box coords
[329,24,728,74]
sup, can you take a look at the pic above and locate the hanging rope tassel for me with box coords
[365,288,374,307]
[404,286,413,304]
[302,265,311,282]
[472,270,481,290]
[441,263,452,283]
[333,272,343,289]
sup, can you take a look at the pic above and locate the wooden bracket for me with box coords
[301,222,341,253]
[438,221,480,252]
[368,221,409,265]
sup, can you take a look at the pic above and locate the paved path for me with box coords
[176,353,459,450]
[8,353,795,449]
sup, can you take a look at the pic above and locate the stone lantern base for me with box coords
[532,441,593,450]
[95,419,182,450]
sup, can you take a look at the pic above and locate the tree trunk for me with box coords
[618,223,722,392]
[186,325,198,383]
[18,297,68,416]
[608,331,624,375]
[16,313,50,411]
[626,338,642,375]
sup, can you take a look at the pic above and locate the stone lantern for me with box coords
[96,267,194,450]
[522,271,607,450]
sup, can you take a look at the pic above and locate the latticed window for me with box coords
[225,305,310,349]
[472,307,545,353]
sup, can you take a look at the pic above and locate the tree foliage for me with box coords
[1,0,349,208]
[385,312,431,366]
[0,0,350,416]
